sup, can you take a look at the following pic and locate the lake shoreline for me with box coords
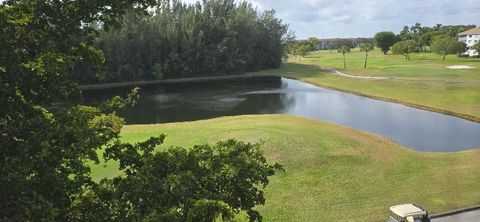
[78,73,277,90]
[286,76,480,124]
[78,73,480,124]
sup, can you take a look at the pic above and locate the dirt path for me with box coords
[332,69,391,80]
[328,68,476,84]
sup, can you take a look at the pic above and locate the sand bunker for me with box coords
[446,65,475,69]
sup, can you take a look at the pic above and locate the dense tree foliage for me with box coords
[430,35,467,60]
[73,139,282,221]
[72,0,293,84]
[373,31,396,54]
[391,40,416,60]
[398,23,475,52]
[374,24,474,56]
[0,0,283,221]
[399,23,432,51]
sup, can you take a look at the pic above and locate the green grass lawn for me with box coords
[256,50,480,121]
[91,115,480,221]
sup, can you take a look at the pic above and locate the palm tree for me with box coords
[337,45,350,69]
[359,43,374,68]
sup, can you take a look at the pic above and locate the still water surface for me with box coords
[84,77,480,152]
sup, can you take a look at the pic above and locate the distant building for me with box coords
[457,27,480,57]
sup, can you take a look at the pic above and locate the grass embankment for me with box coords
[257,50,480,122]
[91,115,480,221]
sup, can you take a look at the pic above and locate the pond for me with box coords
[83,77,480,152]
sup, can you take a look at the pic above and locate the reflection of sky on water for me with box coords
[85,77,480,152]
[274,79,480,152]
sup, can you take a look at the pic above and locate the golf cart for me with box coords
[387,204,430,222]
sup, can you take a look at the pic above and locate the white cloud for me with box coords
[180,0,480,38]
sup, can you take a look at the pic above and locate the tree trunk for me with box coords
[364,51,368,69]
[343,53,346,69]
[442,53,446,60]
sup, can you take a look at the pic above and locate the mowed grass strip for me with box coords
[91,115,480,221]
[257,49,480,121]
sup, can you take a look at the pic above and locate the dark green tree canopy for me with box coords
[72,1,293,83]
[373,31,397,54]
[0,0,283,221]
[72,138,283,221]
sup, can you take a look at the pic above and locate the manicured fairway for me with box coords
[91,115,480,221]
[258,50,480,122]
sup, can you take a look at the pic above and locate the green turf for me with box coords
[91,115,480,221]
[257,49,480,121]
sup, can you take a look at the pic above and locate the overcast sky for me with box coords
[183,0,480,39]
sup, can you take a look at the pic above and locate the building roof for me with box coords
[458,28,480,36]
[389,204,427,218]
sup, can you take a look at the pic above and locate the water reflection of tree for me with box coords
[85,77,298,124]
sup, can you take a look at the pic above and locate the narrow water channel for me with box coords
[83,77,480,152]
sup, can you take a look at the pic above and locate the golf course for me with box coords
[92,115,480,221]
[87,50,480,221]
[259,49,480,122]
[5,0,480,221]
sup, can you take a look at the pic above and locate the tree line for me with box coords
[287,37,373,59]
[286,23,475,71]
[374,23,475,60]
[71,0,293,84]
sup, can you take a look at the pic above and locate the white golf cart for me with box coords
[387,204,430,222]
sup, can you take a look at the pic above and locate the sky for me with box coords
[183,0,480,39]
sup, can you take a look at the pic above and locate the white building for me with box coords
[458,28,480,57]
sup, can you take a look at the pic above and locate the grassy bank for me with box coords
[91,115,480,221]
[257,50,480,122]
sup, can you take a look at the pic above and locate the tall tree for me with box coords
[430,36,467,60]
[359,43,374,68]
[337,45,351,69]
[0,0,282,221]
[0,0,155,220]
[373,31,396,54]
